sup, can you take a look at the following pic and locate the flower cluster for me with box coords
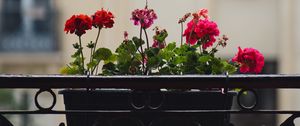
[64,9,114,37]
[92,9,115,29]
[62,3,265,76]
[131,6,157,29]
[184,9,220,49]
[62,9,115,75]
[232,47,265,73]
[64,14,92,36]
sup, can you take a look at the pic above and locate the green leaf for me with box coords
[174,45,189,55]
[186,52,199,64]
[147,56,161,68]
[198,55,212,63]
[117,61,131,74]
[132,36,145,47]
[159,50,175,61]
[145,48,160,57]
[93,48,112,61]
[165,42,176,51]
[195,66,205,74]
[71,50,81,58]
[116,41,137,55]
[86,41,95,48]
[104,54,117,64]
[222,61,238,74]
[87,59,98,69]
[211,58,223,74]
[72,43,80,49]
[154,31,168,43]
[172,56,186,64]
[117,52,131,63]
[102,62,117,75]
[60,66,80,75]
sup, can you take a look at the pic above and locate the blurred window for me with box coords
[0,0,57,52]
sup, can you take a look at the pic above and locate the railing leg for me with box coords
[0,115,13,126]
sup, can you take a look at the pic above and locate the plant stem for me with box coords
[90,27,101,75]
[91,60,100,74]
[93,27,101,55]
[139,26,145,74]
[143,28,150,75]
[143,28,150,49]
[89,47,93,74]
[180,22,183,46]
[209,44,220,54]
[78,36,85,74]
[95,65,100,75]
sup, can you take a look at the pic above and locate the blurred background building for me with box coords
[0,0,299,125]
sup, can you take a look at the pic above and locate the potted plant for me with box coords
[59,1,265,126]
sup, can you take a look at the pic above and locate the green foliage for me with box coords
[93,48,112,61]
[63,33,237,76]
[60,66,81,75]
[132,36,145,48]
[153,30,168,43]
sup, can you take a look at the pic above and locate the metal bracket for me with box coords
[280,114,300,126]
[34,88,57,111]
[0,114,13,126]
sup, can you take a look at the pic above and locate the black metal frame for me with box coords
[0,74,299,126]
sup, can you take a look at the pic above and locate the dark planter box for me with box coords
[59,90,236,126]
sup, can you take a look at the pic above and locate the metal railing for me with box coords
[0,74,298,126]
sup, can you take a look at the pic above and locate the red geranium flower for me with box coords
[184,19,219,49]
[92,9,115,29]
[232,47,265,74]
[64,14,92,36]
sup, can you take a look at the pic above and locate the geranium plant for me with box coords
[61,2,264,76]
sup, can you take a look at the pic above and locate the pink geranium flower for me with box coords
[131,7,157,29]
[232,47,265,74]
[183,19,220,49]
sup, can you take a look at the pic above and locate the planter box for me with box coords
[59,90,236,126]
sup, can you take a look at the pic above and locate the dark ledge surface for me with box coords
[0,74,299,89]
